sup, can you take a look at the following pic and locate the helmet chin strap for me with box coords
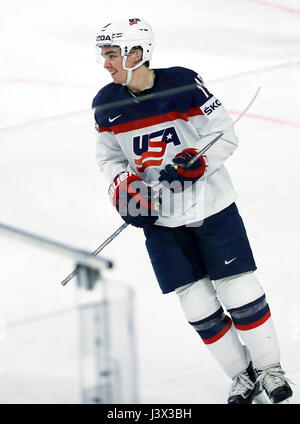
[122,68,133,86]
[121,56,144,86]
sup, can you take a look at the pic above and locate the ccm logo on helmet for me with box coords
[96,35,112,42]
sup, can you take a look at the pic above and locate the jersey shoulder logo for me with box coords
[133,126,181,173]
[200,98,222,116]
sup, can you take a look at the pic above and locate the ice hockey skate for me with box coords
[227,362,260,404]
[257,363,293,404]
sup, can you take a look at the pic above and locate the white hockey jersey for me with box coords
[93,67,239,227]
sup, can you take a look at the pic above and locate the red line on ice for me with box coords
[228,110,300,128]
[247,0,300,15]
[0,77,97,90]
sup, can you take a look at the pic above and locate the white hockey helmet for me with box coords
[95,18,154,72]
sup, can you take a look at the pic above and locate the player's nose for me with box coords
[103,58,111,69]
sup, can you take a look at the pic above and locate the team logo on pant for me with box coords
[133,126,181,172]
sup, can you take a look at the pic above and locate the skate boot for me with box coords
[228,362,260,404]
[257,363,293,404]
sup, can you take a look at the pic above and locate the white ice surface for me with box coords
[0,0,300,404]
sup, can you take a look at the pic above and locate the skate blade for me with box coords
[254,393,292,404]
[276,398,290,404]
[253,391,270,404]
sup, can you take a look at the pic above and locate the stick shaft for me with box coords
[61,222,128,286]
[184,87,261,169]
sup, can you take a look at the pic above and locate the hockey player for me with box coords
[93,18,293,404]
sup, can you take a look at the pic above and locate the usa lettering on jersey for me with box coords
[133,126,181,172]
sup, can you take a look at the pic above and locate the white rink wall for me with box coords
[0,0,300,403]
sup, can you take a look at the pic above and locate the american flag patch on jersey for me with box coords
[129,18,141,25]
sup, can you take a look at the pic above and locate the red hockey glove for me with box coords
[158,148,207,188]
[109,171,158,228]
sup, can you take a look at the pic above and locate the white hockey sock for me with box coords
[215,272,281,370]
[204,321,249,379]
[228,295,280,370]
[176,279,248,379]
[235,317,280,370]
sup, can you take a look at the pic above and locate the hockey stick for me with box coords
[60,87,260,287]
[60,133,223,287]
[60,134,223,286]
[61,222,128,286]
[184,86,261,169]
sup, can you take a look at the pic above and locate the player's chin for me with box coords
[112,77,121,84]
[112,71,126,85]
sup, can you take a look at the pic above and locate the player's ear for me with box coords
[130,47,143,64]
[135,48,143,62]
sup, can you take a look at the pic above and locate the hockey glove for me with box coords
[158,148,207,189]
[109,171,159,228]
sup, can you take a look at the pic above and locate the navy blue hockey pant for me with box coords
[143,203,257,294]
